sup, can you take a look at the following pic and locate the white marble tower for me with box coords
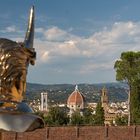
[40,92,48,111]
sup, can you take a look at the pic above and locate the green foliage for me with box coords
[114,51,140,124]
[115,116,128,125]
[35,111,44,118]
[44,106,69,126]
[94,102,104,125]
[83,108,94,125]
[114,51,140,85]
[130,83,140,124]
[70,111,84,125]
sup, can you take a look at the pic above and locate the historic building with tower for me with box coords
[101,87,109,110]
[67,85,85,116]
[101,87,116,125]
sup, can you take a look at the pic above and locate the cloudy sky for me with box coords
[0,0,140,84]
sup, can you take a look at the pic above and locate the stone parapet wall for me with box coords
[1,126,140,140]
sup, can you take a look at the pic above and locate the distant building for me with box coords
[101,87,109,109]
[67,85,85,116]
[87,102,97,115]
[40,92,48,112]
[101,87,116,125]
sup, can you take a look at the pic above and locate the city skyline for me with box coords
[0,0,140,84]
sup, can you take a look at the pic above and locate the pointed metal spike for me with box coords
[24,6,34,48]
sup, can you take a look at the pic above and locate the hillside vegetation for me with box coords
[25,82,128,104]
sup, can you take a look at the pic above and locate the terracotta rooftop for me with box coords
[67,85,85,105]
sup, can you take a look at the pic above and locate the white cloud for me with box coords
[35,28,44,33]
[6,25,17,32]
[80,61,114,74]
[33,22,140,65]
[44,26,70,41]
[0,25,21,33]
[41,51,50,62]
[3,21,140,83]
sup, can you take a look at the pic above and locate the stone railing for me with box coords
[0,125,140,140]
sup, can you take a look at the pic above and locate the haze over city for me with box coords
[0,0,140,84]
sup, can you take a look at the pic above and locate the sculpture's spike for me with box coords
[24,6,34,48]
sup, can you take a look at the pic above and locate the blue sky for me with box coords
[0,0,140,84]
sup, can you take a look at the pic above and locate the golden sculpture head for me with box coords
[0,6,35,102]
[0,6,45,133]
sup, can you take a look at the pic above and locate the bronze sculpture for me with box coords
[0,6,44,132]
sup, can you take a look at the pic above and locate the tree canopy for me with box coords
[70,111,84,125]
[115,116,128,126]
[94,102,104,125]
[83,108,94,125]
[44,106,69,126]
[114,51,140,85]
[114,51,140,124]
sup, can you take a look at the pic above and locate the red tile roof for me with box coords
[67,89,85,105]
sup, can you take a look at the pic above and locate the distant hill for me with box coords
[25,82,128,104]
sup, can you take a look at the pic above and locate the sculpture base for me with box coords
[0,102,45,132]
[0,112,45,132]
